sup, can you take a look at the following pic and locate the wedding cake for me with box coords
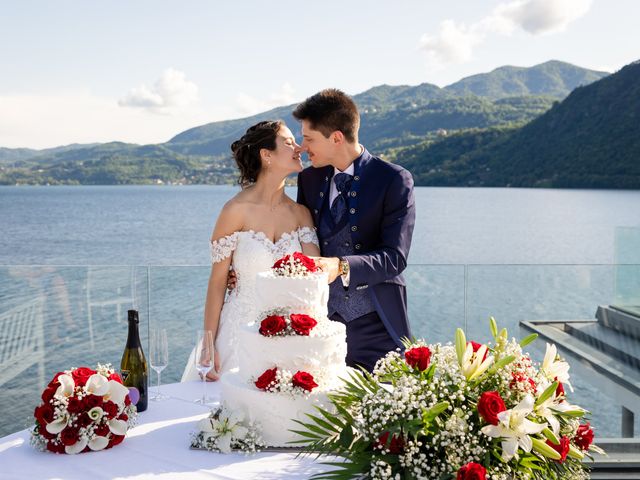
[219,252,349,447]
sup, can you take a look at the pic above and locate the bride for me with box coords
[182,120,320,382]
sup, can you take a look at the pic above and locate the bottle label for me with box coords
[121,370,130,382]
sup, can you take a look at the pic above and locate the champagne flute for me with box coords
[194,329,215,404]
[150,329,169,401]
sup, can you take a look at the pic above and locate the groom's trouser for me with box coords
[330,311,398,373]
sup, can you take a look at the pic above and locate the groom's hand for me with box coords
[226,268,237,292]
[311,256,341,283]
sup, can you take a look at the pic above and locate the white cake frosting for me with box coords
[220,269,349,447]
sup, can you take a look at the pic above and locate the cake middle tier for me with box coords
[235,321,347,382]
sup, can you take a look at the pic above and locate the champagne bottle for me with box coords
[120,309,148,412]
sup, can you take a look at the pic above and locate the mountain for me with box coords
[0,61,615,186]
[444,60,609,98]
[396,61,640,188]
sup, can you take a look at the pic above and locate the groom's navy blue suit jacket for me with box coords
[297,148,416,346]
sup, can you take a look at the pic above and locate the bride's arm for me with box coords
[296,205,320,256]
[203,202,243,380]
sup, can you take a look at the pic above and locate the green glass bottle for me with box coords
[120,309,148,412]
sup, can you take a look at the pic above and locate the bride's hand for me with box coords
[204,350,221,382]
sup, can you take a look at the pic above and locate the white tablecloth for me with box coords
[0,381,338,480]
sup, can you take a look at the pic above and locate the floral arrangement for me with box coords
[294,318,602,479]
[191,405,264,453]
[272,252,318,276]
[254,367,319,395]
[259,311,318,337]
[31,364,137,454]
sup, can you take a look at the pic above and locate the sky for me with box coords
[0,0,638,149]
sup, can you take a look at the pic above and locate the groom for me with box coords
[294,89,416,372]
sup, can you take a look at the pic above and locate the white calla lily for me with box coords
[108,418,128,436]
[85,374,109,396]
[216,432,233,453]
[481,394,547,461]
[45,415,69,434]
[88,436,109,451]
[55,374,75,397]
[460,343,494,381]
[541,343,572,391]
[65,437,88,454]
[105,380,130,406]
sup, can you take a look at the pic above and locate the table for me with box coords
[0,381,338,480]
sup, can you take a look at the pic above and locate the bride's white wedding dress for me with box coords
[181,227,319,381]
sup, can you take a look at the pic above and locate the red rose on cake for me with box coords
[254,367,278,391]
[290,314,318,336]
[292,371,318,392]
[272,252,318,276]
[259,315,287,336]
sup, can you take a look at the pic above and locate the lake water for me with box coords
[1,185,639,438]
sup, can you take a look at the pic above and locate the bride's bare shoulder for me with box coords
[212,195,249,239]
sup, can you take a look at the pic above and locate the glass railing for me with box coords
[1,264,639,440]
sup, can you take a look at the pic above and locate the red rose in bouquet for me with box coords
[404,346,432,371]
[255,367,278,391]
[469,341,488,361]
[71,367,97,386]
[290,314,317,336]
[477,391,506,426]
[292,371,318,392]
[574,423,594,450]
[374,431,405,454]
[259,315,287,336]
[457,462,487,480]
[31,365,136,455]
[547,436,570,462]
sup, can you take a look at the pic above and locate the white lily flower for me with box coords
[534,393,561,434]
[88,436,109,451]
[65,437,88,454]
[105,380,130,406]
[216,432,233,453]
[55,374,75,397]
[460,343,494,381]
[541,343,572,391]
[108,418,128,436]
[481,394,547,461]
[45,415,69,434]
[85,374,109,396]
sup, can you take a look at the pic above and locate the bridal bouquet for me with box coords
[294,318,602,479]
[31,364,137,454]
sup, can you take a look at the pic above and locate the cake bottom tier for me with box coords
[220,369,349,447]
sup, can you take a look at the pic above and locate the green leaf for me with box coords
[519,333,538,348]
[339,424,354,449]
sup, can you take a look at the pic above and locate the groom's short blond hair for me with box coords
[293,89,359,143]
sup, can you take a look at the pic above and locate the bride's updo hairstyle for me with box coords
[231,120,284,187]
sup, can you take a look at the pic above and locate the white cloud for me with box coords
[0,90,214,149]
[118,68,199,113]
[420,20,484,66]
[236,82,297,116]
[420,0,593,66]
[496,0,593,35]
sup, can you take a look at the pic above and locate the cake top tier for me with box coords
[255,270,329,319]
